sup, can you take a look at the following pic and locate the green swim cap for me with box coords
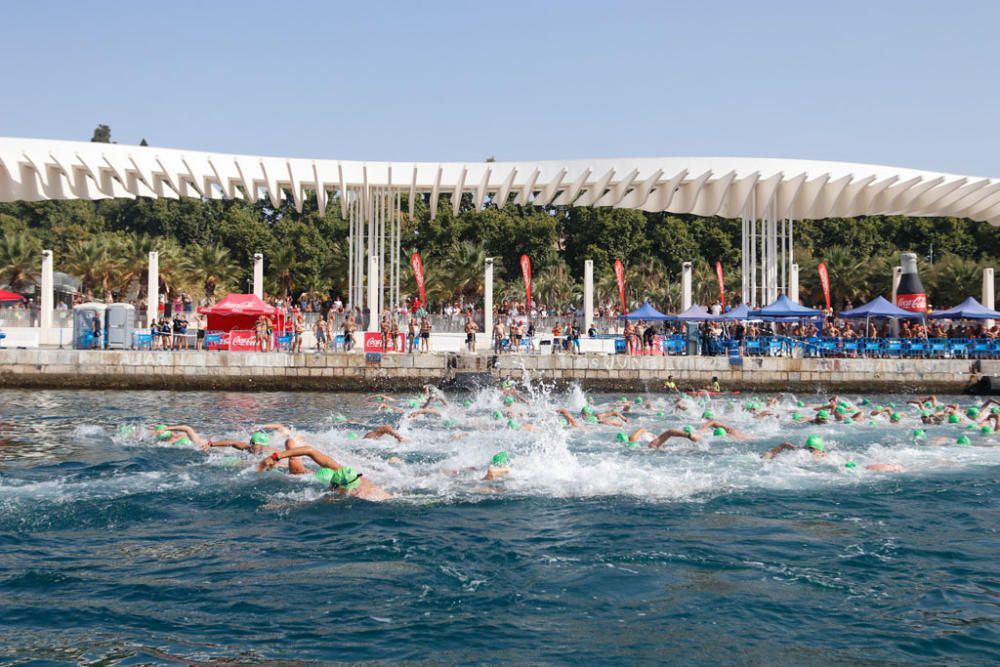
[805,435,825,451]
[948,414,961,424]
[628,442,641,449]
[981,425,994,434]
[620,396,627,403]
[492,410,503,420]
[250,431,269,445]
[582,405,595,415]
[559,417,569,427]
[154,424,167,431]
[844,461,857,469]
[463,399,472,408]
[175,436,193,447]
[408,400,419,408]
[868,420,877,426]
[501,380,513,388]
[333,414,347,423]
[860,398,870,406]
[328,466,362,490]
[702,410,714,419]
[887,402,896,408]
[967,423,976,430]
[890,413,902,423]
[835,405,847,415]
[967,407,980,418]
[347,432,358,440]
[837,402,849,411]
[796,400,805,408]
[615,432,628,443]
[912,429,926,439]
[957,435,972,446]
[792,412,803,421]
[713,427,726,437]
[993,407,1000,414]
[503,395,515,406]
[117,424,137,436]
[817,410,829,420]
[373,396,383,401]
[506,419,520,430]
[634,397,643,404]
[656,411,664,417]
[491,452,510,467]
[444,419,458,428]
[921,411,931,418]
[314,467,334,483]
[683,425,695,434]
[585,414,598,424]
[157,430,172,441]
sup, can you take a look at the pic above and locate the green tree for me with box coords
[185,244,239,300]
[64,235,121,295]
[90,124,112,143]
[0,231,41,292]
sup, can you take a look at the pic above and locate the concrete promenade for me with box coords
[0,348,989,392]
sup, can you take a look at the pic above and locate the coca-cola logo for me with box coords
[228,330,260,350]
[896,294,928,312]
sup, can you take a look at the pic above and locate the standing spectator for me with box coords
[380,315,390,353]
[90,313,102,349]
[407,315,418,353]
[389,317,400,352]
[464,317,479,352]
[314,317,328,352]
[343,313,356,352]
[493,320,506,354]
[292,312,304,353]
[420,316,432,353]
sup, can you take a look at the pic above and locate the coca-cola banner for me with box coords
[818,262,831,310]
[364,331,406,353]
[614,260,626,311]
[227,330,258,351]
[715,261,725,306]
[520,255,532,308]
[410,253,426,307]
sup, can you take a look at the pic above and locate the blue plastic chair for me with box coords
[930,339,947,358]
[861,338,882,358]
[949,339,969,358]
[614,338,627,354]
[275,333,293,350]
[767,337,784,356]
[745,338,762,356]
[885,339,903,357]
[907,340,927,358]
[843,339,860,356]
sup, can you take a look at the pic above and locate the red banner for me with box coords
[227,330,258,351]
[520,255,532,308]
[715,261,725,306]
[818,262,831,310]
[410,252,426,307]
[614,259,626,311]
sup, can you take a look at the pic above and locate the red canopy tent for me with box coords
[197,294,277,332]
[0,289,25,303]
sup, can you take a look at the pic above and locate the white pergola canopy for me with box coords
[1,136,999,224]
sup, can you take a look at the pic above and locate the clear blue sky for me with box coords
[4,0,999,176]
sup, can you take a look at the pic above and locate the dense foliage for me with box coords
[1,191,998,311]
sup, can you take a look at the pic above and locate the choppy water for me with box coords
[0,387,997,665]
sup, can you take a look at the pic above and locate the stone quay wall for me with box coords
[0,348,994,393]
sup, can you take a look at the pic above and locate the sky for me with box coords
[3,0,999,176]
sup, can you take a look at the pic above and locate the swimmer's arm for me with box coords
[761,442,797,460]
[204,439,252,451]
[700,419,725,431]
[257,423,290,434]
[260,447,340,471]
[649,429,690,449]
[408,408,440,418]
[556,409,578,427]
[629,427,649,443]
[161,425,207,446]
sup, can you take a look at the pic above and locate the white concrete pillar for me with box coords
[584,259,594,333]
[367,254,380,333]
[40,249,53,329]
[484,258,494,338]
[147,251,159,327]
[681,262,693,311]
[788,263,800,304]
[253,253,264,299]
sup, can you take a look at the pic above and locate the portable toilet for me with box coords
[106,303,136,350]
[73,302,108,350]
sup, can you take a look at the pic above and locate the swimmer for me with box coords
[150,424,201,446]
[200,423,288,454]
[258,447,391,501]
[699,419,750,440]
[556,408,579,428]
[362,425,410,442]
[420,384,449,407]
[407,408,442,419]
[596,410,629,427]
[634,427,701,449]
[762,435,827,460]
[483,451,511,480]
[865,463,906,473]
[368,393,396,403]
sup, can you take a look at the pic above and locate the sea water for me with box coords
[0,388,997,664]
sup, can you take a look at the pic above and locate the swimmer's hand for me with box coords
[257,454,279,472]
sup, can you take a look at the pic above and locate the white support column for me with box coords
[982,267,995,328]
[891,266,902,303]
[147,251,159,327]
[367,254,380,332]
[681,262,693,310]
[788,263,800,303]
[252,253,264,299]
[40,249,53,329]
[584,259,594,333]
[484,258,494,339]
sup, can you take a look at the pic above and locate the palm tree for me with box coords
[928,254,985,309]
[812,245,871,309]
[533,260,581,309]
[0,231,41,292]
[268,246,297,297]
[184,244,239,301]
[64,236,121,296]
[115,233,158,299]
[441,241,486,302]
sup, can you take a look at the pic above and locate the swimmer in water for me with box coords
[149,424,198,446]
[762,435,827,460]
[628,427,701,449]
[407,408,442,419]
[556,408,579,428]
[699,419,750,440]
[258,447,391,501]
[483,451,511,480]
[362,425,410,442]
[197,423,288,454]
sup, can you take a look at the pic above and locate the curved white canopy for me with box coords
[1,136,999,224]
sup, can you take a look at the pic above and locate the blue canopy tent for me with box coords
[666,304,712,321]
[750,295,822,319]
[718,304,755,321]
[839,296,924,319]
[928,297,1000,320]
[618,302,671,321]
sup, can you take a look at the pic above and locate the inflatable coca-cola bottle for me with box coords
[896,252,928,313]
